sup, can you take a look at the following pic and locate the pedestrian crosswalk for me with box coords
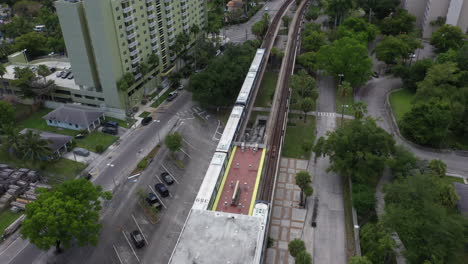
[315,111,337,117]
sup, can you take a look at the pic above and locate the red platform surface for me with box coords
[215,147,263,215]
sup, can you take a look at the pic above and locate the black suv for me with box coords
[103,121,119,128]
[141,116,153,126]
[155,183,169,197]
[161,172,174,185]
[146,193,162,210]
[102,127,118,135]
[130,230,145,248]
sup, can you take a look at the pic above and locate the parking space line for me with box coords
[161,164,180,184]
[148,185,167,209]
[182,139,196,149]
[121,230,141,263]
[112,244,124,264]
[132,214,149,245]
[180,149,192,159]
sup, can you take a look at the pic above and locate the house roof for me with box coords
[20,129,73,153]
[42,105,104,128]
[227,0,243,8]
[453,182,468,216]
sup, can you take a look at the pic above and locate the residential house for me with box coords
[20,129,73,159]
[42,104,104,131]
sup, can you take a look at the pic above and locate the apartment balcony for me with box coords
[147,5,155,11]
[168,33,175,40]
[170,55,177,61]
[151,37,158,43]
[167,20,173,26]
[127,32,136,40]
[130,48,139,57]
[149,21,156,28]
[166,13,172,19]
[135,73,142,80]
[152,45,159,51]
[128,40,139,48]
[146,0,153,3]
[124,15,134,23]
[169,40,175,46]
[123,6,133,14]
[150,29,157,35]
[122,0,130,3]
[148,13,156,20]
[131,57,141,64]
[183,24,189,30]
[126,24,135,31]
[165,5,171,11]
[167,26,173,33]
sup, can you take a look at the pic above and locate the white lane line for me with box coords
[180,149,192,159]
[161,164,180,184]
[182,139,196,149]
[121,230,140,263]
[113,244,124,264]
[0,236,21,256]
[148,185,168,209]
[4,240,29,264]
[131,214,149,245]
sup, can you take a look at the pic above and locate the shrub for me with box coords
[95,145,104,153]
[137,158,148,169]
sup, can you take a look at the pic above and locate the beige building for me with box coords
[403,0,468,38]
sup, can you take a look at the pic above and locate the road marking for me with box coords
[132,214,149,245]
[5,240,30,264]
[161,164,180,184]
[180,148,192,159]
[0,236,21,256]
[112,244,124,264]
[121,230,141,263]
[183,139,196,149]
[106,163,114,167]
[148,185,167,209]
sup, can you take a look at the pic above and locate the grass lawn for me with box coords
[0,211,23,235]
[336,94,354,116]
[139,111,151,118]
[17,108,79,136]
[75,132,118,153]
[389,89,414,122]
[151,88,174,108]
[255,72,278,108]
[343,178,356,260]
[104,116,134,129]
[282,114,316,159]
[441,176,465,185]
[0,150,86,185]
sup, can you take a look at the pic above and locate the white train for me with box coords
[192,49,266,211]
[252,201,270,263]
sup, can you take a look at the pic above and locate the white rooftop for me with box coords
[169,209,264,264]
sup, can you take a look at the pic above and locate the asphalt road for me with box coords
[308,75,347,264]
[0,91,220,264]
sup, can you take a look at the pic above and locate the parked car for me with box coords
[177,84,184,91]
[141,116,153,126]
[49,67,56,72]
[167,91,178,102]
[102,127,118,135]
[62,71,71,79]
[67,73,74,79]
[56,71,64,78]
[73,148,90,157]
[103,121,119,128]
[146,193,163,210]
[372,71,379,78]
[130,230,145,248]
[155,183,169,197]
[161,172,174,185]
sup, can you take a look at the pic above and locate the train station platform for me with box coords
[213,146,266,215]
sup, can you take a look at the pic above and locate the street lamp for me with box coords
[341,104,349,127]
[22,49,28,64]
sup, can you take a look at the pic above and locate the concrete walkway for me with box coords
[252,107,355,119]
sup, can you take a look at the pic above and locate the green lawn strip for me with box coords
[75,132,118,153]
[389,89,415,122]
[0,150,86,185]
[343,178,356,260]
[139,111,152,118]
[442,176,464,185]
[13,103,32,117]
[336,94,354,116]
[17,108,78,136]
[0,211,23,235]
[104,116,134,129]
[255,71,279,107]
[282,114,315,159]
[151,88,175,108]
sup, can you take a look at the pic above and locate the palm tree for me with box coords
[0,63,6,94]
[2,125,22,156]
[148,53,160,69]
[19,130,51,163]
[295,171,313,207]
[37,65,50,82]
[117,73,135,113]
[190,24,200,39]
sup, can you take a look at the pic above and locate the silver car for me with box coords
[73,148,90,157]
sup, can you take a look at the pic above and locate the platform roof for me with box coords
[169,209,264,264]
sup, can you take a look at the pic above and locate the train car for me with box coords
[236,72,257,106]
[192,152,228,211]
[252,201,270,264]
[216,105,244,155]
[249,49,266,73]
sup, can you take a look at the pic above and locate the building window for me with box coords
[140,6,143,9]
[117,16,121,20]
[74,94,82,98]
[85,96,95,100]
[69,123,72,126]
[119,25,122,29]
[116,7,119,11]
[120,33,124,37]
[98,98,105,101]
[126,67,130,71]
[144,31,146,34]
[125,59,129,63]
[123,51,127,55]
[75,124,79,128]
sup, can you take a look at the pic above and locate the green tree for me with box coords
[0,63,6,80]
[295,171,313,207]
[165,132,182,155]
[13,0,41,17]
[288,239,306,257]
[282,15,291,28]
[316,37,372,88]
[324,0,355,27]
[360,222,395,264]
[356,0,400,20]
[352,184,375,219]
[387,145,418,179]
[189,24,200,38]
[374,35,411,65]
[380,8,416,35]
[19,130,51,162]
[37,64,50,82]
[314,117,395,183]
[428,159,447,178]
[393,58,433,92]
[430,25,465,53]
[337,17,379,43]
[295,250,312,264]
[0,101,15,127]
[290,70,317,100]
[0,16,33,39]
[2,125,21,155]
[20,179,112,252]
[148,53,160,68]
[349,256,373,264]
[297,52,317,74]
[299,98,315,122]
[400,102,452,147]
[302,30,327,52]
[13,32,50,58]
[251,20,267,40]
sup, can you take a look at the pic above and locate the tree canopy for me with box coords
[316,37,372,88]
[165,132,182,154]
[360,222,395,263]
[430,25,466,53]
[375,35,412,65]
[337,17,379,43]
[288,239,306,258]
[20,179,112,252]
[0,101,15,127]
[379,8,416,35]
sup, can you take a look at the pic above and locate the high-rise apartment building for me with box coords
[403,0,468,38]
[55,0,206,110]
